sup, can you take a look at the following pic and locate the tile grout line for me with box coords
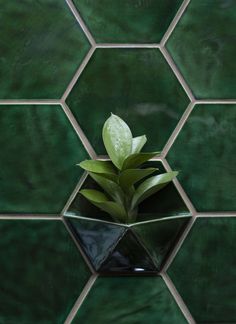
[196,212,236,217]
[160,0,190,47]
[195,99,236,104]
[62,216,96,274]
[161,272,196,324]
[0,215,61,220]
[162,102,195,158]
[61,46,95,101]
[65,0,96,46]
[64,274,97,324]
[60,102,97,159]
[96,43,160,48]
[0,100,61,105]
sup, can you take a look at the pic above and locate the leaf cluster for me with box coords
[78,114,178,224]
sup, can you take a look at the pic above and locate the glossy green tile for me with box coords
[0,105,88,214]
[73,276,187,323]
[66,48,189,154]
[100,229,157,273]
[0,219,91,323]
[133,216,190,270]
[0,1,90,99]
[73,0,183,43]
[67,217,125,270]
[167,0,236,99]
[167,104,236,211]
[168,217,236,323]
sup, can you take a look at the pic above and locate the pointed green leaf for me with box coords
[132,135,147,154]
[131,171,178,209]
[89,172,124,205]
[80,189,127,222]
[119,168,157,190]
[122,152,160,170]
[102,114,132,170]
[78,160,118,181]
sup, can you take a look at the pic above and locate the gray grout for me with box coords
[161,272,196,324]
[65,0,96,46]
[96,43,160,48]
[196,212,236,217]
[0,215,61,220]
[0,100,61,105]
[195,99,236,104]
[64,274,97,324]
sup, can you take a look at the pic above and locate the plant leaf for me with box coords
[131,171,178,209]
[132,135,147,154]
[78,160,117,181]
[119,168,157,191]
[122,152,160,170]
[102,114,132,170]
[80,189,127,222]
[89,172,124,205]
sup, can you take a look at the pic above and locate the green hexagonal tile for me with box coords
[0,0,90,99]
[0,104,88,214]
[73,0,184,43]
[73,276,187,323]
[0,219,91,323]
[66,48,189,154]
[167,104,236,211]
[167,0,236,99]
[168,217,236,323]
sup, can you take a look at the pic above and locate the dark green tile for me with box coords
[73,0,183,43]
[0,1,90,99]
[0,105,88,214]
[100,229,157,273]
[167,0,236,99]
[0,219,91,323]
[168,217,236,323]
[167,104,236,211]
[133,216,190,270]
[66,48,189,154]
[67,217,126,270]
[73,276,187,324]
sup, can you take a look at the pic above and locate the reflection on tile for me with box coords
[73,0,183,43]
[0,105,88,214]
[167,0,236,98]
[66,48,189,154]
[168,217,236,323]
[0,1,90,98]
[0,220,91,323]
[167,104,236,211]
[73,276,187,323]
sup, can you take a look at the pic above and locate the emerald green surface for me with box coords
[73,0,183,43]
[0,220,91,323]
[167,0,236,99]
[167,104,236,211]
[0,1,90,99]
[168,217,236,323]
[0,105,88,214]
[68,217,125,270]
[73,276,187,323]
[66,48,189,154]
[133,216,190,270]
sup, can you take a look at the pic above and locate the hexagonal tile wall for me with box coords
[0,104,88,214]
[0,219,92,323]
[167,103,236,212]
[0,0,90,99]
[66,48,190,154]
[167,0,236,99]
[72,0,184,43]
[168,217,236,323]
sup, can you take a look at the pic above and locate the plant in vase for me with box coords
[66,114,190,273]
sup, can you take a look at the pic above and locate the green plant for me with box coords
[78,114,178,224]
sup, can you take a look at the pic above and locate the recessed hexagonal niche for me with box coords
[167,0,236,99]
[0,219,91,323]
[0,104,89,214]
[72,277,188,323]
[65,161,191,273]
[66,48,190,154]
[167,103,236,212]
[73,0,184,43]
[0,0,90,99]
[168,217,236,323]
